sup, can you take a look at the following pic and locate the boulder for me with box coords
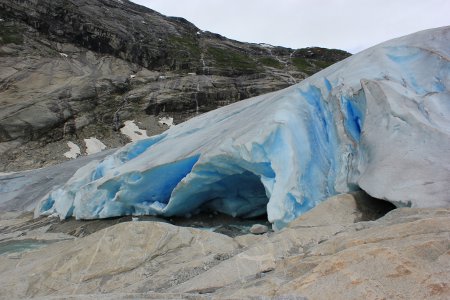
[249,224,269,234]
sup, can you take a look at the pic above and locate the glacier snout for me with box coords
[36,27,450,228]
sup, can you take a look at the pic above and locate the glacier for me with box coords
[35,27,450,229]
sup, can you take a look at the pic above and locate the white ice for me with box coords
[36,27,450,229]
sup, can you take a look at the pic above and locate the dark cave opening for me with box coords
[352,190,397,221]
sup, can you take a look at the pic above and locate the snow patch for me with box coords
[120,120,149,142]
[158,117,174,128]
[259,43,275,49]
[84,138,106,155]
[63,142,81,159]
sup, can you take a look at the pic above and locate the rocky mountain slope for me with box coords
[0,0,350,171]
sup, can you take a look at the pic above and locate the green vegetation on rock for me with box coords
[291,57,335,75]
[167,35,201,71]
[291,57,314,74]
[168,35,201,57]
[207,46,261,74]
[258,57,284,69]
[313,60,334,68]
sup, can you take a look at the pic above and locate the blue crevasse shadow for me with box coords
[90,154,201,218]
[341,90,366,143]
[300,85,340,201]
[40,197,55,212]
[324,77,332,92]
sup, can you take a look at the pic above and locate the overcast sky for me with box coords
[132,0,449,53]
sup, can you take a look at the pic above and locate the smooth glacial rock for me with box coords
[0,196,448,299]
[0,221,238,299]
[35,27,450,229]
[169,204,450,299]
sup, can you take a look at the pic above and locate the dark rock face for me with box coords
[0,0,351,171]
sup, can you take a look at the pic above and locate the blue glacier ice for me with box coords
[36,27,450,229]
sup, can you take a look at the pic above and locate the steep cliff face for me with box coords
[0,0,350,171]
